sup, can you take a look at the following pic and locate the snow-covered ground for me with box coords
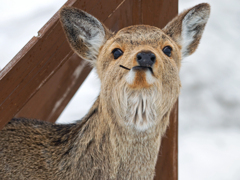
[1,0,240,179]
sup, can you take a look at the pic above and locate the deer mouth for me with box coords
[119,65,153,75]
[132,66,154,75]
[125,65,155,88]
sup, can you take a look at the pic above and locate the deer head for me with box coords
[60,3,210,132]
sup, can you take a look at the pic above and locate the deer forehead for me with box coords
[116,25,161,43]
[112,25,168,47]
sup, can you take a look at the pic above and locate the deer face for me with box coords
[60,3,210,131]
[96,26,181,130]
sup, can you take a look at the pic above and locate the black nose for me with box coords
[136,51,156,67]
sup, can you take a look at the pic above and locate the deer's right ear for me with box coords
[60,7,112,66]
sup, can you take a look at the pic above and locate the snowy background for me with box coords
[1,0,240,179]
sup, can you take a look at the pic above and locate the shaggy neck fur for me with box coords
[57,87,173,180]
[56,94,170,180]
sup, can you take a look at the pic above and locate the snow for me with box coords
[0,0,240,179]
[180,128,240,180]
[0,0,67,70]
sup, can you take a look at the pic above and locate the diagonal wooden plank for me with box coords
[0,0,129,129]
[15,53,91,123]
[15,0,131,123]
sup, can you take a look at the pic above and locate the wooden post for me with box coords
[155,101,178,180]
[0,0,178,179]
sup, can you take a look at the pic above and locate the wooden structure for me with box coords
[0,0,178,179]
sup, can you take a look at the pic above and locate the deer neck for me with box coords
[67,93,171,179]
[84,95,170,178]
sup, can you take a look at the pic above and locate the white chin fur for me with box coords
[126,69,136,84]
[113,72,161,131]
[145,70,156,84]
[124,89,160,131]
[125,69,156,85]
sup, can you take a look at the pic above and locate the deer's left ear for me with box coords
[163,3,210,58]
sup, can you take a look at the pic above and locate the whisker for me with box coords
[119,65,131,71]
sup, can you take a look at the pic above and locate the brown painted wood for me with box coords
[155,101,178,180]
[16,0,132,123]
[16,0,131,123]
[141,0,178,28]
[0,0,126,129]
[15,54,91,123]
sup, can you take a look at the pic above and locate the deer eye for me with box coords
[162,46,172,57]
[112,48,123,59]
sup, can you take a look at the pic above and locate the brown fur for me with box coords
[0,3,210,180]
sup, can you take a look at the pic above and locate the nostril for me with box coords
[150,53,156,62]
[137,54,142,60]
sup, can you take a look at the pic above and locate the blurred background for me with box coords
[1,0,239,179]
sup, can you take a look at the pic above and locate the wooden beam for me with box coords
[15,54,91,123]
[15,0,134,123]
[155,101,178,180]
[0,0,127,128]
[15,0,134,122]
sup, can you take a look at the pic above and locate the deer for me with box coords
[0,3,210,180]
